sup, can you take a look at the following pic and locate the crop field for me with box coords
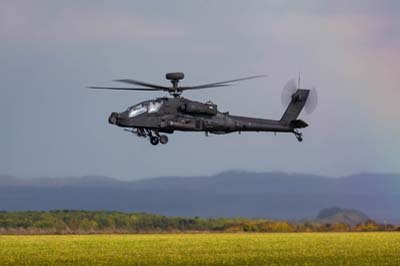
[0,233,399,266]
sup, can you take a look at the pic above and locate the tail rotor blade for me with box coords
[281,78,297,106]
[305,87,318,114]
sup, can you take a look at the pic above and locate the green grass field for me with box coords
[0,233,399,266]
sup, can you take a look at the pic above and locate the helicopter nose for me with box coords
[108,112,119,125]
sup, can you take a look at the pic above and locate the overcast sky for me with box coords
[1,0,399,179]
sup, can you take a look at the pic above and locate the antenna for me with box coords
[298,75,301,89]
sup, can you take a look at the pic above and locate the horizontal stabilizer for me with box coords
[290,119,308,129]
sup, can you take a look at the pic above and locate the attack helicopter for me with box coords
[89,72,317,145]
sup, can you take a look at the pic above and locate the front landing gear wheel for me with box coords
[150,136,159,145]
[159,135,169,144]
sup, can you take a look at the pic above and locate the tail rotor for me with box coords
[281,78,298,106]
[281,77,318,115]
[305,87,318,114]
[280,77,318,142]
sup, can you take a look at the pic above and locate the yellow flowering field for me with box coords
[0,233,399,266]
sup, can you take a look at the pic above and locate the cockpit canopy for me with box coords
[127,100,163,118]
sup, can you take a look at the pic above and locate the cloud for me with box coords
[246,9,400,113]
[0,1,184,47]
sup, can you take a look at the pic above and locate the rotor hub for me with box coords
[165,72,185,97]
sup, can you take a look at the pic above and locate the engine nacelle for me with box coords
[180,102,218,116]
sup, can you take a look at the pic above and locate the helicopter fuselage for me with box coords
[108,97,297,142]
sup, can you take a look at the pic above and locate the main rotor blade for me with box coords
[181,84,231,90]
[114,79,169,90]
[181,75,267,90]
[88,86,163,91]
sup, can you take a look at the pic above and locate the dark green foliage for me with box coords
[0,210,394,234]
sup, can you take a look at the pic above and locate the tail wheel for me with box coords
[159,135,169,144]
[293,130,303,142]
[150,136,159,145]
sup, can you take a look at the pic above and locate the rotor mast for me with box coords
[165,72,185,98]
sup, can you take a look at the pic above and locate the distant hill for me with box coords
[315,207,370,226]
[0,172,399,223]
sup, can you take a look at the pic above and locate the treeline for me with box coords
[0,210,398,234]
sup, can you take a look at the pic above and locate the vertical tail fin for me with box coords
[280,89,309,125]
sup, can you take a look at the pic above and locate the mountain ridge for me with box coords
[0,172,399,223]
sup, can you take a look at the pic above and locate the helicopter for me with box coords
[89,72,317,145]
